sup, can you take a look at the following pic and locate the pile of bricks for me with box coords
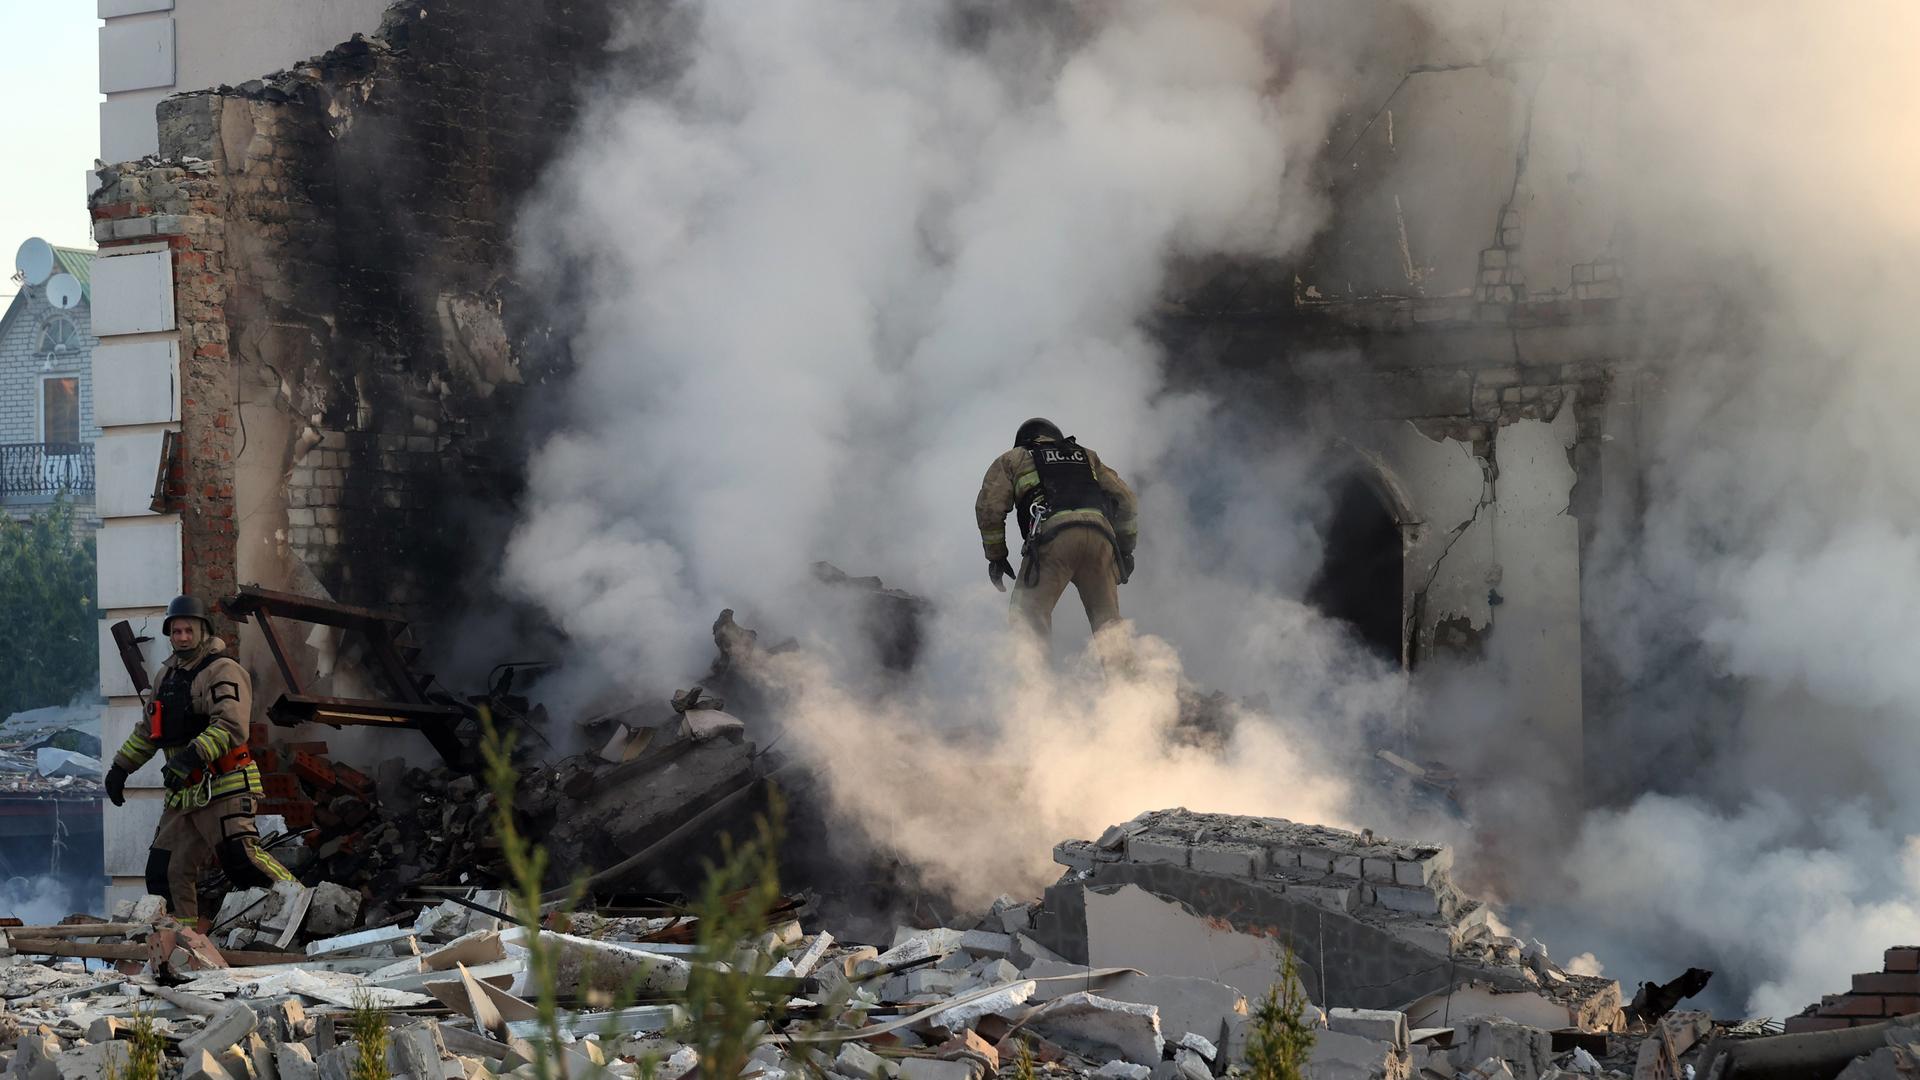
[250,726,376,867]
[1784,947,1920,1031]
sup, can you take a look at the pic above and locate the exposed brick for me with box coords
[1854,972,1920,994]
[1783,1016,1859,1033]
[1887,948,1920,973]
[1817,994,1885,1018]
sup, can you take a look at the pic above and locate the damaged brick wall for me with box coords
[89,0,623,633]
[92,167,242,625]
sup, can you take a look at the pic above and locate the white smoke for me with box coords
[1402,0,1920,1016]
[508,0,1391,904]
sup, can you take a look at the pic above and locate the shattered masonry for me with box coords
[3,807,1901,1080]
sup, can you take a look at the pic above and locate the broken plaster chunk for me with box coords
[1327,1008,1410,1052]
[178,1001,259,1062]
[303,883,362,937]
[1028,992,1164,1066]
[274,1044,318,1080]
[183,1049,237,1080]
[833,1043,897,1080]
[1176,1032,1218,1062]
[1172,1048,1210,1080]
[930,980,1036,1031]
[47,1041,131,1080]
[896,1059,978,1080]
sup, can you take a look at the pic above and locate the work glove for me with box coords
[1118,551,1135,584]
[105,765,127,807]
[988,557,1016,593]
[161,746,202,788]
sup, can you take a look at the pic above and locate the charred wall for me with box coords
[91,0,624,642]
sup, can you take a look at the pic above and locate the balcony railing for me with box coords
[0,443,95,503]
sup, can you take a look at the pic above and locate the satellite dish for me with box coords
[44,273,82,310]
[14,238,54,286]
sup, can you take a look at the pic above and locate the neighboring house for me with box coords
[0,246,99,526]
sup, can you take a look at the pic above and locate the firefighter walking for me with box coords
[103,596,292,923]
[975,418,1139,640]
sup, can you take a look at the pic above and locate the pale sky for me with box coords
[0,3,101,301]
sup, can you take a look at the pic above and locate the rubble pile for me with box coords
[244,686,766,896]
[4,806,1912,1080]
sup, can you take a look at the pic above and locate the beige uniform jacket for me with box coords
[975,441,1139,561]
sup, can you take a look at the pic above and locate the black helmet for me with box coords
[163,595,211,634]
[1015,417,1064,446]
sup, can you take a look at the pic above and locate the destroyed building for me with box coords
[77,0,1672,904]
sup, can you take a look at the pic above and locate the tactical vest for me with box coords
[148,654,220,748]
[1016,438,1111,540]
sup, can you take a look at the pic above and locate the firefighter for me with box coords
[102,595,292,923]
[975,418,1139,639]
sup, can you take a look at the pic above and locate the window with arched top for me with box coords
[37,316,80,360]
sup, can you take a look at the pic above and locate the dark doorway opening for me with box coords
[1306,472,1405,665]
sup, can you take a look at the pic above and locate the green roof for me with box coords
[51,247,93,304]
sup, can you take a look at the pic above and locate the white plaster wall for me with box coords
[1488,407,1584,773]
[96,612,168,698]
[94,430,169,517]
[103,792,166,883]
[97,0,389,162]
[1372,421,1494,632]
[171,0,392,91]
[97,520,182,608]
[89,251,176,336]
[93,340,179,427]
[101,705,166,789]
[98,18,176,94]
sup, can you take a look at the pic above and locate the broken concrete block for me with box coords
[833,1042,897,1079]
[1462,1059,1516,1080]
[1022,963,1249,1058]
[998,903,1034,935]
[1125,835,1190,869]
[1632,1012,1710,1080]
[303,884,362,937]
[1091,1065,1151,1080]
[938,1031,998,1074]
[1028,992,1163,1066]
[130,895,167,925]
[1328,1007,1410,1051]
[1450,1019,1550,1080]
[896,1059,977,1080]
[180,1001,260,1062]
[214,888,275,932]
[83,1019,120,1045]
[183,1049,237,1080]
[1189,844,1260,879]
[247,1034,277,1080]
[959,930,1012,960]
[389,1022,455,1080]
[47,1042,131,1080]
[971,958,1020,984]
[1176,1032,1217,1062]
[1014,933,1065,967]
[1309,1030,1406,1080]
[273,1044,317,1080]
[931,980,1035,1030]
[1172,1048,1210,1080]
[1370,884,1442,916]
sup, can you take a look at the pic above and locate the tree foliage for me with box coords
[0,498,98,717]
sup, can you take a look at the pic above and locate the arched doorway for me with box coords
[1305,470,1406,665]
